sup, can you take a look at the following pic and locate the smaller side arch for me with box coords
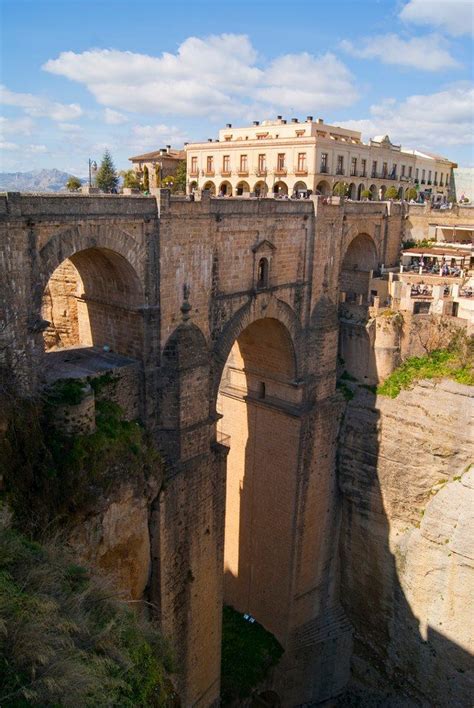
[203,181,216,195]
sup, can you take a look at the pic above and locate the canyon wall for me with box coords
[338,379,473,706]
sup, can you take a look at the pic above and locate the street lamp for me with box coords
[88,159,97,187]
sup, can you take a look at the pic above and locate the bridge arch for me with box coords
[39,234,145,360]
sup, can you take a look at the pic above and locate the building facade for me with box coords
[129,146,185,188]
[185,116,456,201]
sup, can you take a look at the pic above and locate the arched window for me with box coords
[257,257,269,289]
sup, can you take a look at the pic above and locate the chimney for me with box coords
[277,115,282,120]
[208,138,213,142]
[184,142,188,146]
[317,118,324,124]
[225,123,232,128]
[306,115,313,122]
[291,118,298,123]
[253,120,260,126]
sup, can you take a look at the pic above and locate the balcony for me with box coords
[237,170,249,177]
[274,168,287,175]
[350,171,357,177]
[336,169,345,175]
[189,170,199,177]
[427,180,432,185]
[295,169,308,176]
[371,172,378,179]
[434,181,438,186]
[221,170,231,177]
[256,169,267,177]
[421,179,426,184]
[319,165,328,173]
[204,170,215,177]
[414,179,419,184]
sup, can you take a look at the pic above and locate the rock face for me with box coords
[338,379,473,706]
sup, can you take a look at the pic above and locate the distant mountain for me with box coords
[0,169,85,193]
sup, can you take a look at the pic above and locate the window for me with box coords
[372,161,377,178]
[428,170,432,183]
[408,166,413,178]
[240,154,248,172]
[350,157,357,176]
[401,164,406,177]
[434,171,438,184]
[415,168,419,180]
[320,152,328,173]
[258,154,266,173]
[277,153,286,171]
[382,162,388,178]
[422,169,426,183]
[446,172,450,185]
[258,381,266,399]
[391,163,397,178]
[206,156,214,173]
[297,153,307,172]
[361,159,366,176]
[440,174,444,186]
[336,155,344,174]
[222,155,230,173]
[257,257,269,289]
[190,156,198,174]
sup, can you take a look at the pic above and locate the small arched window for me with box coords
[257,257,269,289]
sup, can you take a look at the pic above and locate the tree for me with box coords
[142,165,150,192]
[95,150,119,192]
[120,170,140,189]
[385,186,399,200]
[174,160,186,193]
[407,187,418,201]
[361,189,372,200]
[333,182,349,197]
[162,175,175,189]
[155,164,161,187]
[66,176,82,191]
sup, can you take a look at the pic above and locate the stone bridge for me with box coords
[0,191,403,705]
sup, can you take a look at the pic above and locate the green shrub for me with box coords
[220,606,283,705]
[0,527,174,707]
[361,189,371,200]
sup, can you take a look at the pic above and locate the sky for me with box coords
[0,0,473,176]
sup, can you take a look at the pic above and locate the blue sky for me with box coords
[1,0,473,175]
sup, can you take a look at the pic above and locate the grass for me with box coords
[0,525,174,707]
[377,347,474,399]
[220,606,283,705]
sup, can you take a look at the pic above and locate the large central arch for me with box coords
[217,315,301,645]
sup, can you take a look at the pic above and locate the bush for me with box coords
[121,170,140,190]
[385,186,399,200]
[361,189,371,200]
[0,526,174,707]
[220,606,283,704]
[66,176,82,192]
[407,187,418,201]
[333,181,349,197]
[143,165,150,192]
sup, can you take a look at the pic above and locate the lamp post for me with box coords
[88,159,97,187]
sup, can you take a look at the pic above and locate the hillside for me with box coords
[0,169,83,192]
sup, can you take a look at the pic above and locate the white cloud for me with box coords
[42,34,358,116]
[339,84,474,154]
[0,85,82,121]
[0,141,19,151]
[28,144,48,153]
[341,33,458,71]
[58,122,83,133]
[131,124,188,151]
[400,0,474,37]
[0,115,35,136]
[104,108,127,125]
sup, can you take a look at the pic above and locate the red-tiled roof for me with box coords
[129,149,185,161]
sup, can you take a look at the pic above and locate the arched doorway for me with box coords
[380,185,387,200]
[217,317,299,645]
[236,181,250,196]
[203,181,216,195]
[41,247,144,360]
[369,184,378,200]
[357,183,365,200]
[293,181,307,197]
[254,181,267,197]
[189,180,198,193]
[397,186,403,199]
[273,181,288,196]
[316,180,331,195]
[348,182,357,200]
[219,181,233,196]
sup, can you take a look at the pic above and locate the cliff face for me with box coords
[338,380,473,706]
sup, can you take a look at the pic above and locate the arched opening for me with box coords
[338,234,378,382]
[380,184,387,200]
[357,183,365,200]
[332,181,340,195]
[236,180,250,196]
[315,180,331,195]
[219,181,233,196]
[189,180,198,192]
[217,317,299,652]
[257,257,269,289]
[203,181,216,195]
[41,247,144,364]
[273,181,288,196]
[348,182,357,200]
[369,184,378,200]
[397,186,403,199]
[254,181,268,197]
[293,181,307,197]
